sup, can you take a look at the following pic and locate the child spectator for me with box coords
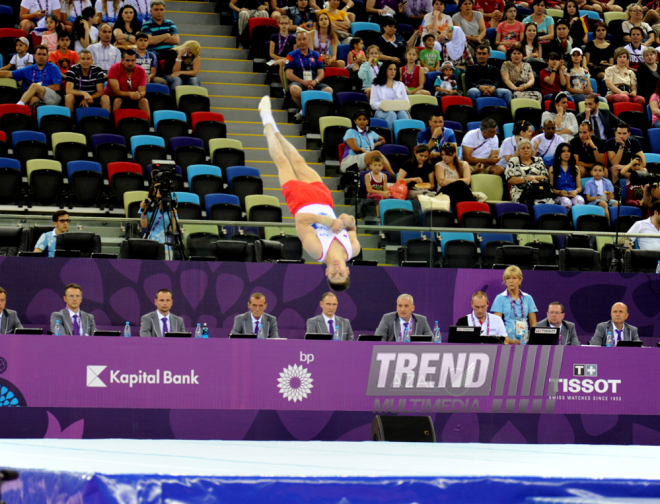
[135,32,167,85]
[347,37,366,74]
[400,47,431,95]
[584,162,618,221]
[496,4,524,52]
[269,16,296,89]
[42,14,62,52]
[365,155,391,217]
[540,52,568,98]
[72,7,98,53]
[0,37,33,70]
[357,44,381,99]
[48,31,79,76]
[434,61,459,96]
[419,34,441,74]
[565,48,593,104]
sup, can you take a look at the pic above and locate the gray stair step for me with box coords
[221,121,299,136]
[199,69,262,85]
[215,108,286,123]
[180,33,237,48]
[200,58,254,73]
[167,1,218,13]
[165,11,221,25]
[227,133,307,149]
[172,23,231,35]
[241,148,319,163]
[204,82,269,98]
[194,47,250,60]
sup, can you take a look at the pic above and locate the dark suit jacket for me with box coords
[140,311,186,337]
[576,109,620,141]
[306,314,354,340]
[536,317,580,345]
[50,308,96,336]
[232,312,279,338]
[1,309,23,334]
[374,312,433,341]
[590,321,640,346]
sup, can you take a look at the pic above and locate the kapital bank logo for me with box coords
[86,365,199,388]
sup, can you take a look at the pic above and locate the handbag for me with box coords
[417,193,451,211]
[379,99,411,112]
[389,180,409,200]
[522,180,552,200]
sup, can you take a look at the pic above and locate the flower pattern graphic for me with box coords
[277,364,313,402]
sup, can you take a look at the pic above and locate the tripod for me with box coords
[609,179,626,273]
[145,193,187,261]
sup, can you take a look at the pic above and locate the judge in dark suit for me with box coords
[140,289,186,337]
[0,287,22,334]
[50,283,97,336]
[231,292,279,338]
[306,292,354,340]
[589,302,641,346]
[374,294,432,342]
[536,302,580,345]
[575,93,620,142]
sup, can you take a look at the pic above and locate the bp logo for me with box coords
[277,364,313,402]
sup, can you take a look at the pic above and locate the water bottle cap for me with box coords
[126,321,130,324]
[197,323,201,326]
[56,320,60,323]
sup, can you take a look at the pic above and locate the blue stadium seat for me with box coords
[571,205,605,229]
[495,202,528,220]
[439,231,474,255]
[377,144,409,156]
[170,136,204,154]
[476,97,507,113]
[146,83,170,94]
[36,105,70,128]
[130,135,165,158]
[67,160,102,182]
[337,44,350,63]
[301,90,333,117]
[187,164,222,188]
[648,129,660,153]
[0,157,20,171]
[75,107,109,125]
[644,153,660,163]
[489,49,506,60]
[226,166,261,188]
[533,203,566,225]
[153,110,188,131]
[174,192,201,205]
[609,206,643,228]
[392,119,425,143]
[350,21,380,35]
[11,130,46,150]
[204,193,240,216]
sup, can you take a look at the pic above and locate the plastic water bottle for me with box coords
[124,322,131,338]
[54,320,62,336]
[195,323,202,339]
[333,323,341,341]
[606,331,613,347]
[433,321,442,343]
[521,327,528,345]
[656,261,660,274]
[258,322,265,339]
[403,325,411,343]
[202,323,209,338]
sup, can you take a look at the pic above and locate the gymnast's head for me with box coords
[326,262,351,292]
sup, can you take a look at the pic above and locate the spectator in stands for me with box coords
[19,0,61,35]
[141,0,180,58]
[541,92,578,143]
[270,0,289,21]
[452,0,487,56]
[628,201,660,250]
[434,61,460,96]
[48,31,79,75]
[456,291,507,337]
[72,7,98,53]
[583,162,617,220]
[417,108,457,159]
[230,0,269,40]
[270,16,296,87]
[135,31,166,84]
[497,119,534,172]
[500,43,542,102]
[106,49,150,117]
[309,11,346,68]
[365,155,391,211]
[94,0,123,24]
[536,302,580,346]
[461,117,502,175]
[162,41,201,90]
[506,138,554,204]
[374,293,433,341]
[284,31,333,120]
[544,20,574,63]
[563,0,590,43]
[398,144,436,199]
[232,293,279,338]
[60,0,93,31]
[0,287,23,334]
[435,142,475,204]
[112,4,142,49]
[348,37,366,76]
[641,182,660,211]
[400,47,430,95]
[466,44,512,106]
[288,0,316,31]
[320,0,354,40]
[442,27,474,75]
[576,93,620,142]
[540,52,568,98]
[495,3,524,53]
[492,265,538,344]
[369,60,410,130]
[403,0,431,25]
[42,14,62,52]
[419,35,441,74]
[139,179,177,258]
[623,4,654,44]
[475,0,503,28]
[565,48,593,105]
[571,121,606,178]
[0,45,62,106]
[605,48,647,106]
[533,119,563,166]
[584,22,613,82]
[648,78,660,128]
[0,37,34,71]
[358,45,381,98]
[590,303,640,346]
[139,289,185,337]
[340,110,395,175]
[64,49,111,113]
[521,22,543,64]
[366,0,406,28]
[376,17,415,65]
[33,210,70,257]
[422,0,453,48]
[126,0,151,23]
[606,123,646,184]
[522,0,554,42]
[635,47,658,103]
[549,142,585,211]
[50,283,97,336]
[306,292,354,340]
[625,26,646,71]
[89,24,121,73]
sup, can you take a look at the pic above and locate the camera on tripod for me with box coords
[151,160,177,209]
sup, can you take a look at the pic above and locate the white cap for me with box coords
[570,47,583,55]
[16,36,29,46]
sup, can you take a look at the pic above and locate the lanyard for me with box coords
[32,65,45,84]
[277,34,288,55]
[507,291,525,320]
[540,136,557,158]
[35,0,48,13]
[471,312,489,335]
[78,67,92,89]
[298,54,311,72]
[357,130,374,151]
[316,32,328,55]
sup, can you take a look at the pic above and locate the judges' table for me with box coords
[1,335,659,444]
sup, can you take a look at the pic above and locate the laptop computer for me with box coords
[164,332,192,338]
[305,333,333,340]
[410,335,433,342]
[617,340,643,347]
[447,325,481,344]
[529,327,559,345]
[229,333,257,339]
[14,328,44,335]
[93,330,122,337]
[357,335,382,341]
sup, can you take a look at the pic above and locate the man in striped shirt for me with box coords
[64,49,111,113]
[141,0,180,58]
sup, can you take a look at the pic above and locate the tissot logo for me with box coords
[85,366,199,387]
[87,365,107,387]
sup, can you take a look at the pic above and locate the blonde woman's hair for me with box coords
[503,265,523,281]
[613,46,629,61]
[173,40,202,59]
[626,3,640,19]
